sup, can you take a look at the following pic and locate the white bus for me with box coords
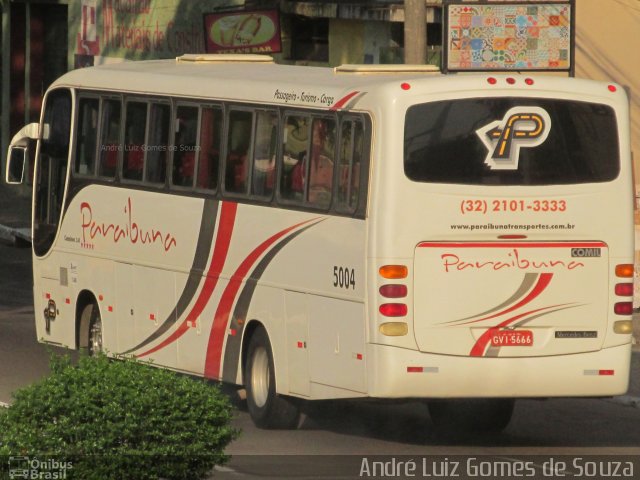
[6,55,634,433]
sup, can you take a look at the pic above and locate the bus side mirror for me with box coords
[5,122,39,185]
[6,145,27,184]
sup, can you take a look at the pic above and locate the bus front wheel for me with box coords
[244,327,300,429]
[428,398,515,436]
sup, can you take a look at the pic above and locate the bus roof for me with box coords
[52,57,622,111]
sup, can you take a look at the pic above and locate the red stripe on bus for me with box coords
[136,202,238,358]
[469,302,573,357]
[204,217,320,379]
[458,273,553,326]
[330,91,360,111]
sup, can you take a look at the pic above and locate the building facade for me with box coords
[1,0,638,185]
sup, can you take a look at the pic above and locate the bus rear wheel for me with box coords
[428,398,515,436]
[81,303,103,356]
[244,327,300,429]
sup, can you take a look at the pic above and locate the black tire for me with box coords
[244,327,300,429]
[81,302,103,356]
[428,398,515,437]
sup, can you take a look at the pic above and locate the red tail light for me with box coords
[379,284,408,298]
[615,283,633,296]
[379,303,408,317]
[614,302,633,315]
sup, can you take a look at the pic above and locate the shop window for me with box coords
[290,16,328,62]
[385,21,442,65]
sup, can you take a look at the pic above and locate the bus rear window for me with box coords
[404,98,619,185]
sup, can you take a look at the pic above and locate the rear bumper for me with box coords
[366,342,631,398]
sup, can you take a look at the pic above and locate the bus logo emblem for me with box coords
[571,247,601,258]
[476,107,551,170]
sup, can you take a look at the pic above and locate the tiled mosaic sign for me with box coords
[445,3,572,71]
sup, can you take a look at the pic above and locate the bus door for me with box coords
[33,88,72,257]
[32,88,73,345]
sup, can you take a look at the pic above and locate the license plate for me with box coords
[491,330,533,347]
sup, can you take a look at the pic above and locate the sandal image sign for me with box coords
[204,10,281,54]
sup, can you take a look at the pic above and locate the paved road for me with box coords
[219,398,640,478]
[0,243,67,402]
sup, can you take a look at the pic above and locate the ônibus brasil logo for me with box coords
[476,107,551,170]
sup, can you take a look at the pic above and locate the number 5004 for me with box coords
[333,266,355,289]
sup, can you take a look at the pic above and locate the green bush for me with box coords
[0,354,239,480]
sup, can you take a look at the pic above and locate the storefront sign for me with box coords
[73,0,211,65]
[443,1,574,73]
[204,10,282,54]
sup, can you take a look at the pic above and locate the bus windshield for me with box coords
[404,98,619,186]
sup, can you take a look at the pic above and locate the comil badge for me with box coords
[476,107,551,170]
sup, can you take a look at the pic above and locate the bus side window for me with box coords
[251,110,278,198]
[75,98,99,176]
[225,110,252,194]
[172,105,199,187]
[146,103,170,185]
[122,101,147,181]
[336,119,363,213]
[307,117,335,208]
[97,99,121,178]
[281,115,309,201]
[196,106,222,191]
